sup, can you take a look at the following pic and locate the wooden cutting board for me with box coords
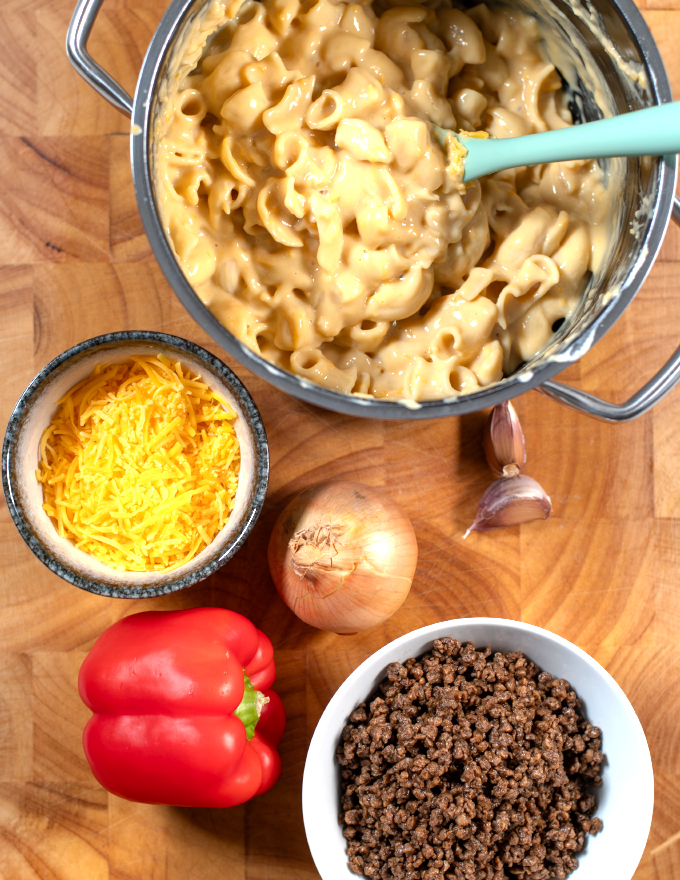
[1,0,679,877]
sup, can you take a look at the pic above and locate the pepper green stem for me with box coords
[234,672,269,740]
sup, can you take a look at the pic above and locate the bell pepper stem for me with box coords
[234,673,269,740]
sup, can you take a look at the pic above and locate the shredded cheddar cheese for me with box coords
[37,355,241,572]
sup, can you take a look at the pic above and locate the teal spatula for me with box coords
[436,101,680,183]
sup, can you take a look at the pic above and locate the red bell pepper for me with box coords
[78,608,286,808]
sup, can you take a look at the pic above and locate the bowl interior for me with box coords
[302,619,653,880]
[5,337,267,596]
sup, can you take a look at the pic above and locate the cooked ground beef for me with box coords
[337,638,604,880]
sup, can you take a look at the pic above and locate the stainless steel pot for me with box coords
[68,0,680,421]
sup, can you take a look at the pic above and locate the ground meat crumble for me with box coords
[336,639,604,880]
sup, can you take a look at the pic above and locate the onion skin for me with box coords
[267,481,418,634]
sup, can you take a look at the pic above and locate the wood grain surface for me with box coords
[1,1,680,877]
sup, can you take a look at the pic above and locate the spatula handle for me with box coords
[460,101,680,182]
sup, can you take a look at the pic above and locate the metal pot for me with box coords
[68,0,680,421]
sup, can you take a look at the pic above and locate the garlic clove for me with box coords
[483,401,526,476]
[464,474,551,537]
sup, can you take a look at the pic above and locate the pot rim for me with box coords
[130,0,677,420]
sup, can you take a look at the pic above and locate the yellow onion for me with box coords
[267,481,418,633]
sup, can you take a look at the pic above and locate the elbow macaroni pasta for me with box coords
[156,0,609,401]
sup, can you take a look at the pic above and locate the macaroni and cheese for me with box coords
[156,0,609,400]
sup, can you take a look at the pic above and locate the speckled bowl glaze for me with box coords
[303,618,654,880]
[1,332,269,598]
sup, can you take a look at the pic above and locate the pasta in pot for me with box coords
[156,0,609,401]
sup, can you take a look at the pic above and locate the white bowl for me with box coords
[303,618,653,880]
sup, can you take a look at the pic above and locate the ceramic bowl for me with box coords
[1,331,268,598]
[303,618,653,880]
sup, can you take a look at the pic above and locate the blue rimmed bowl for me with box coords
[1,331,269,598]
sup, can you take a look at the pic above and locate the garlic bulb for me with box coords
[464,474,552,537]
[483,401,526,476]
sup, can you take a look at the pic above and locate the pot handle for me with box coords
[538,198,680,422]
[66,0,133,117]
